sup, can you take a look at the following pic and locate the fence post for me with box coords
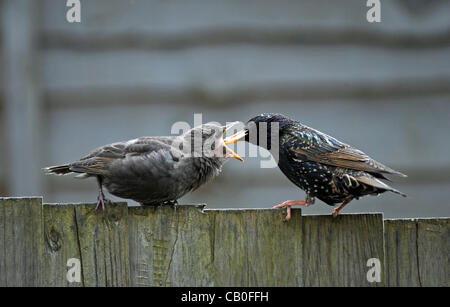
[385,218,449,286]
[0,197,44,286]
[301,213,385,286]
[0,198,448,286]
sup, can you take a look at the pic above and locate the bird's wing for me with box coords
[71,137,180,175]
[284,126,406,177]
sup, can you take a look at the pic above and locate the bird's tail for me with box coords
[368,159,408,178]
[387,187,407,198]
[357,175,407,197]
[44,164,72,175]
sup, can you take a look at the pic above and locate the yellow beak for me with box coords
[224,129,247,145]
[222,125,244,162]
[223,143,244,162]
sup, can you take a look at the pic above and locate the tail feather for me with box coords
[384,167,408,178]
[390,188,407,198]
[44,164,72,175]
[356,175,407,197]
[372,160,407,178]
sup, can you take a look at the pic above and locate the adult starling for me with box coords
[45,123,243,215]
[224,113,406,220]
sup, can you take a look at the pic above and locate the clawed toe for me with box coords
[273,200,310,221]
[95,193,111,218]
[332,209,338,218]
[273,203,292,221]
[273,203,287,209]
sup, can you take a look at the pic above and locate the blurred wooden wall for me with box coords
[1,0,450,217]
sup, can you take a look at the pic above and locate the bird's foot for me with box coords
[331,208,341,217]
[95,191,111,218]
[273,200,310,221]
[331,208,339,218]
[160,200,178,210]
[170,200,178,211]
[331,200,352,218]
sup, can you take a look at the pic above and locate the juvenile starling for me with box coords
[45,123,243,215]
[224,113,406,220]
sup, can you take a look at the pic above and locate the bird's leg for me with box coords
[170,200,179,211]
[95,176,110,218]
[274,200,312,221]
[332,199,352,217]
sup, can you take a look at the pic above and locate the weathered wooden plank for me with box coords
[384,219,421,286]
[0,197,44,286]
[208,210,248,286]
[385,218,449,286]
[237,208,302,286]
[73,202,130,286]
[129,206,303,286]
[128,204,185,287]
[129,208,385,287]
[302,213,385,286]
[42,204,82,286]
[416,219,449,287]
[127,206,153,287]
[1,198,448,287]
[129,204,216,286]
[164,205,215,286]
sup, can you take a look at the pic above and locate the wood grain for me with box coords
[128,204,185,287]
[302,213,385,286]
[73,202,130,286]
[0,198,448,286]
[385,218,449,286]
[0,197,44,286]
[209,208,303,286]
[42,204,82,286]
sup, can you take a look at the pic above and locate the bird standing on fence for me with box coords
[224,113,406,220]
[45,123,243,216]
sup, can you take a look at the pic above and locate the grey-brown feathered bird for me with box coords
[225,113,406,220]
[45,123,243,215]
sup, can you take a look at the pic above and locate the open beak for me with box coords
[223,143,244,162]
[222,123,244,162]
[224,129,247,145]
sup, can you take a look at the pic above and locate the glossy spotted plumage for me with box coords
[279,121,406,205]
[234,113,406,217]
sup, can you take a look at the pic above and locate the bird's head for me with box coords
[224,113,291,150]
[181,123,243,162]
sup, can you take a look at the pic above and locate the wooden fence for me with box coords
[0,197,448,287]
